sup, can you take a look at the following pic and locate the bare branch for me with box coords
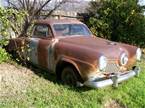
[44,0,68,19]
[25,0,30,11]
[9,1,19,10]
[9,0,69,37]
[30,0,37,11]
[19,0,25,9]
[34,0,52,16]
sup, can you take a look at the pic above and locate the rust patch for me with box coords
[6,19,139,84]
[37,39,52,68]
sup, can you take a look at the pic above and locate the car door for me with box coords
[28,24,54,70]
[28,37,39,65]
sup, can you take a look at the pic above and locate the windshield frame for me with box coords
[52,23,92,37]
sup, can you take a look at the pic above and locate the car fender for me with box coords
[55,55,96,80]
[57,56,81,74]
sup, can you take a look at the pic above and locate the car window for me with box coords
[33,25,52,38]
[53,24,91,36]
[70,24,88,35]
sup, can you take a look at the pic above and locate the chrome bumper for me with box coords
[84,66,140,88]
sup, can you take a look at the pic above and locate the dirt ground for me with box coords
[0,63,33,99]
[0,63,123,108]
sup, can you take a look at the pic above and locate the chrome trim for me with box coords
[136,48,142,61]
[84,66,140,88]
[105,63,120,73]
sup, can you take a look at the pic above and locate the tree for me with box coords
[0,8,26,43]
[0,8,26,63]
[87,0,145,47]
[9,0,69,37]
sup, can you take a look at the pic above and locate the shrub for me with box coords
[87,0,145,47]
[0,48,9,63]
[0,8,26,63]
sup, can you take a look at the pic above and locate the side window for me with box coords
[33,25,52,38]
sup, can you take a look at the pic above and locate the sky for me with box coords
[139,0,145,5]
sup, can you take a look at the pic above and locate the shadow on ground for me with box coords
[12,57,92,92]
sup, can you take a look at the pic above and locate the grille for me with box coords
[105,63,120,73]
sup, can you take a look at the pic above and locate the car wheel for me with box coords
[61,66,82,86]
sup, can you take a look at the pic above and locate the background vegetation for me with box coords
[87,0,145,47]
[0,8,26,39]
[0,8,26,63]
[0,48,9,63]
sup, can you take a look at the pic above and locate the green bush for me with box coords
[87,0,145,47]
[0,8,26,63]
[0,48,9,63]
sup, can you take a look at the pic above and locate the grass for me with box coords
[0,61,145,108]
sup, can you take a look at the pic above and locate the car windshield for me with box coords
[53,24,91,36]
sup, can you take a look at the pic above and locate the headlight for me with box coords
[99,56,107,71]
[136,48,142,61]
[120,53,128,65]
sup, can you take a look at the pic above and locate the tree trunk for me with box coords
[19,20,31,37]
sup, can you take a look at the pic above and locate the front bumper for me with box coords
[84,66,140,88]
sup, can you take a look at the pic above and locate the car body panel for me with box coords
[6,19,139,85]
[28,38,39,65]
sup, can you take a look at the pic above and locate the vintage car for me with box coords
[6,19,142,88]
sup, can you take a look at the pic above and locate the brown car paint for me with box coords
[7,19,138,81]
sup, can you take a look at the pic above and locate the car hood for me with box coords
[58,36,129,59]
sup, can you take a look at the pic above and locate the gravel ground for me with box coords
[0,63,33,100]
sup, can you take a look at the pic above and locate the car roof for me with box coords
[35,19,83,25]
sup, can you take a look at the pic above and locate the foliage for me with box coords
[0,8,26,63]
[0,7,26,40]
[0,48,9,63]
[87,0,145,47]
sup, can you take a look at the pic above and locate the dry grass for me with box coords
[0,63,32,100]
[0,61,145,108]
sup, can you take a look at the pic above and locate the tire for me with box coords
[61,66,82,86]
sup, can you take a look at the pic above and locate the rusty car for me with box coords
[6,19,142,88]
